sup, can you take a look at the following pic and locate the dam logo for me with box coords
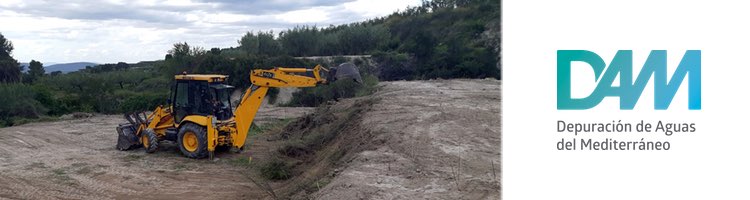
[557,50,701,110]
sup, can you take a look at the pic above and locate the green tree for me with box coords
[115,62,129,70]
[0,32,13,59]
[336,25,389,55]
[168,42,191,59]
[239,31,282,56]
[279,26,321,56]
[210,47,221,55]
[28,60,44,82]
[163,42,205,75]
[0,33,20,83]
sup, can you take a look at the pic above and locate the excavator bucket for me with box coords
[116,123,139,150]
[332,63,363,83]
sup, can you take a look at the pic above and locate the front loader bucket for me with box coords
[116,123,139,150]
[116,112,149,151]
[332,63,363,83]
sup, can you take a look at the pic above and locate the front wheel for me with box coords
[178,123,208,159]
[142,129,159,153]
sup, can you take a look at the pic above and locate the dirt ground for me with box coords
[0,106,314,200]
[312,79,501,199]
[0,79,501,199]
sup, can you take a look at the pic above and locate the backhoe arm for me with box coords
[231,65,329,148]
[250,64,328,87]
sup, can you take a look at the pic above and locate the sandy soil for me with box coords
[313,79,501,199]
[0,107,313,200]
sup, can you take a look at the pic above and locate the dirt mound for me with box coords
[253,79,501,199]
[313,79,502,199]
[240,96,379,199]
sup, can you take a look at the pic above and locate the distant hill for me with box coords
[20,62,96,73]
[45,62,97,73]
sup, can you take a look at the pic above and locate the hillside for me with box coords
[45,62,97,73]
[19,62,97,73]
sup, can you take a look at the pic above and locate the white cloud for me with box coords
[3,0,26,7]
[276,7,330,23]
[343,0,421,18]
[0,0,422,63]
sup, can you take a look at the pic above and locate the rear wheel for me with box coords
[141,129,159,153]
[178,123,208,159]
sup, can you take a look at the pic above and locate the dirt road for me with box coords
[0,79,501,199]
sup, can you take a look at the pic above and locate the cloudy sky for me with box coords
[0,0,421,64]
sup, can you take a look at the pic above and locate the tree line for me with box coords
[166,0,500,81]
[0,0,499,126]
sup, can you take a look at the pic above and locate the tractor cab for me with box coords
[208,83,234,120]
[171,74,234,123]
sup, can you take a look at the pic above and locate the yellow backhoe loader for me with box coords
[115,63,361,159]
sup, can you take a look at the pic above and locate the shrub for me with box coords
[284,73,378,107]
[260,159,292,180]
[0,84,48,126]
[119,92,166,113]
[372,51,414,81]
[266,87,279,104]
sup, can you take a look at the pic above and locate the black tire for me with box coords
[142,129,159,153]
[177,123,208,159]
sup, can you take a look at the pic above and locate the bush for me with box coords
[0,84,48,126]
[120,92,165,113]
[372,51,414,81]
[266,87,279,104]
[32,69,169,115]
[260,159,292,180]
[356,74,379,96]
[284,75,377,107]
